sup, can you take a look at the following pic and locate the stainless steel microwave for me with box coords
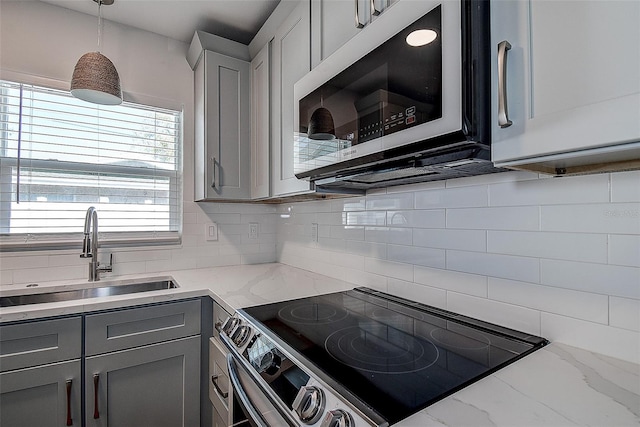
[294,0,504,191]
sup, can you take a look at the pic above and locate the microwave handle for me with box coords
[354,0,365,28]
[497,40,513,128]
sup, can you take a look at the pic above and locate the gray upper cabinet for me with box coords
[271,0,314,197]
[491,0,640,174]
[194,50,251,201]
[311,0,395,68]
[251,43,271,199]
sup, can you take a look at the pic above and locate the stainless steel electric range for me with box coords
[220,287,548,427]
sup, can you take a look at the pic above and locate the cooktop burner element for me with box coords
[237,287,548,426]
[278,301,349,324]
[325,324,440,374]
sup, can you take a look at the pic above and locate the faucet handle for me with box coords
[98,253,113,273]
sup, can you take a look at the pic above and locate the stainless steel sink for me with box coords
[0,279,179,307]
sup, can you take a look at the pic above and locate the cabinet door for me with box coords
[491,0,640,168]
[311,0,396,67]
[251,43,271,199]
[0,360,81,427]
[271,0,314,196]
[195,50,251,201]
[85,336,200,427]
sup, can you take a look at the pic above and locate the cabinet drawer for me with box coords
[209,337,230,416]
[85,299,201,356]
[0,317,82,372]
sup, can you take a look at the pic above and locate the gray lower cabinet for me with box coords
[0,316,82,427]
[0,299,203,427]
[0,360,81,427]
[85,336,200,427]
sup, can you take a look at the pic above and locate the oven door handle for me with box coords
[226,353,300,427]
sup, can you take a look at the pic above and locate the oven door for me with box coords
[226,353,300,427]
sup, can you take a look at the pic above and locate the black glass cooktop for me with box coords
[242,288,548,425]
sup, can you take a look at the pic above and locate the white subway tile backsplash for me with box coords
[365,226,413,244]
[415,185,488,209]
[364,258,414,282]
[366,192,414,210]
[413,266,488,298]
[316,212,344,225]
[345,240,387,259]
[386,210,446,228]
[489,174,610,206]
[609,235,640,267]
[488,278,609,323]
[610,297,640,332]
[13,265,86,284]
[447,206,539,231]
[611,170,640,202]
[541,259,640,299]
[447,292,542,336]
[541,203,640,234]
[541,313,639,363]
[1,255,49,270]
[414,229,486,252]
[386,180,445,194]
[447,250,540,283]
[331,197,366,212]
[346,211,386,226]
[330,225,365,241]
[487,231,607,263]
[387,245,446,269]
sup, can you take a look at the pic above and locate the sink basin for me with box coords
[0,279,179,307]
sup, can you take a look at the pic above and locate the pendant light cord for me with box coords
[97,0,102,53]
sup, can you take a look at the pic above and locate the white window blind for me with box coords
[0,80,182,250]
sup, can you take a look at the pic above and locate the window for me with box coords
[0,80,182,250]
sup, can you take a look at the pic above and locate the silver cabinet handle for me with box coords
[371,0,382,16]
[210,156,220,190]
[211,374,229,399]
[497,40,513,128]
[354,0,365,28]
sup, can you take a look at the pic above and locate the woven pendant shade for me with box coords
[71,52,122,105]
[308,107,336,140]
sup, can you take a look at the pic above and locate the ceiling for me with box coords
[38,0,282,45]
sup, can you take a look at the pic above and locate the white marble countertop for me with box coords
[1,263,638,426]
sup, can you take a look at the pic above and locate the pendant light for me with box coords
[70,0,122,105]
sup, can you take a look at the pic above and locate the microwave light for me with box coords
[406,29,437,47]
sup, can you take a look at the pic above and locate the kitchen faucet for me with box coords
[80,206,112,281]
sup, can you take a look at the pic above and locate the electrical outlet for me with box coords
[249,223,259,239]
[311,223,318,242]
[205,223,218,241]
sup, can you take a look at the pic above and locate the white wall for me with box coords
[276,170,640,364]
[0,0,277,284]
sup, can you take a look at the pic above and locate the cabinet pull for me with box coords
[211,374,229,399]
[93,374,100,419]
[354,0,365,28]
[497,40,513,128]
[210,156,217,189]
[66,379,73,426]
[370,0,382,16]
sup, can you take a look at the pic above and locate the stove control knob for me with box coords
[260,350,282,375]
[293,386,325,424]
[320,410,353,427]
[222,316,240,335]
[232,325,251,347]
